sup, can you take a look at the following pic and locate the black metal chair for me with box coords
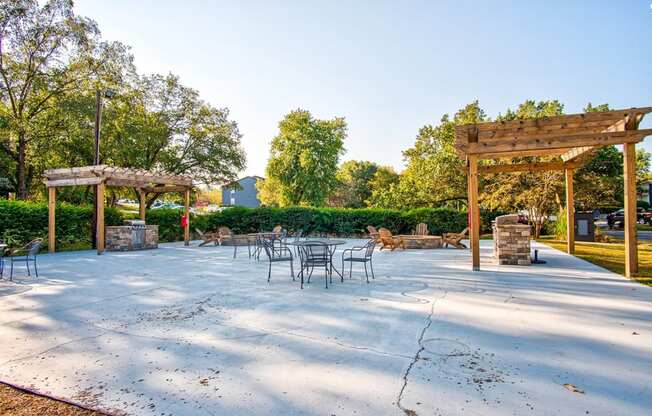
[297,241,331,289]
[9,238,43,281]
[341,239,376,283]
[260,237,294,283]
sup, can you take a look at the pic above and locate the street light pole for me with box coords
[91,89,114,249]
[94,90,102,165]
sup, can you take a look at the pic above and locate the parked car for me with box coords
[607,208,648,228]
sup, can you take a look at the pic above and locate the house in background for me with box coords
[639,179,652,206]
[221,176,263,207]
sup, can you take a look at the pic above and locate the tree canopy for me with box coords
[258,109,346,207]
[0,0,245,201]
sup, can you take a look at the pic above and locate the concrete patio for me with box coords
[0,240,650,416]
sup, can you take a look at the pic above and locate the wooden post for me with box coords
[184,189,190,246]
[48,187,56,253]
[468,155,480,270]
[623,143,638,277]
[96,182,105,255]
[139,190,146,221]
[565,168,575,254]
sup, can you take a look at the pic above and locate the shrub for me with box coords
[0,200,122,251]
[0,200,507,251]
[202,206,502,237]
[553,208,567,240]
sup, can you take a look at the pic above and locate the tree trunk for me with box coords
[16,131,27,200]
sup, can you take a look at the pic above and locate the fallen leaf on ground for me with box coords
[563,383,585,394]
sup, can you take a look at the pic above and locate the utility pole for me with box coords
[91,90,114,249]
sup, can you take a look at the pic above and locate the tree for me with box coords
[383,101,487,209]
[328,160,378,208]
[259,109,346,207]
[0,0,115,198]
[366,166,399,207]
[482,100,566,238]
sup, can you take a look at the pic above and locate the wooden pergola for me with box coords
[43,165,194,254]
[454,107,652,276]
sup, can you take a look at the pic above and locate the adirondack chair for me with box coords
[218,226,233,245]
[414,223,429,236]
[378,228,405,251]
[367,225,381,243]
[442,227,469,249]
[196,228,219,246]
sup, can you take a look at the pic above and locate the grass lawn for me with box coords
[0,382,106,416]
[539,237,652,287]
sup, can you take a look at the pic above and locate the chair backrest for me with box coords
[415,223,429,236]
[218,227,232,237]
[364,239,376,258]
[458,227,469,237]
[27,239,43,257]
[298,241,328,262]
[367,225,378,235]
[378,228,392,238]
[261,238,283,259]
[195,228,205,238]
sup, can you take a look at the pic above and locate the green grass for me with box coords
[539,237,652,287]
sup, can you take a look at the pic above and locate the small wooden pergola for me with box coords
[43,165,194,254]
[454,107,652,277]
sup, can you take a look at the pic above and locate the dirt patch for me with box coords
[0,382,107,416]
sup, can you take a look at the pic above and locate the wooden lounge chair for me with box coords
[218,226,233,245]
[378,228,405,251]
[414,223,429,236]
[196,228,219,246]
[442,227,469,249]
[367,225,381,243]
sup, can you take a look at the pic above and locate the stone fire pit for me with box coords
[398,235,442,249]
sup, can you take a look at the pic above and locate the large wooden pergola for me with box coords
[43,165,194,254]
[454,107,652,276]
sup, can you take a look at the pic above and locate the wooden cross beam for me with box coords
[477,160,584,174]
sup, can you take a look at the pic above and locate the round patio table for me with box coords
[287,239,347,280]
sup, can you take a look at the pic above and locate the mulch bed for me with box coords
[0,382,107,416]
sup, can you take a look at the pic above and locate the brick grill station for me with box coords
[492,214,531,265]
[106,223,159,251]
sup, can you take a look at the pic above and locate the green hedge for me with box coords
[0,200,504,251]
[0,200,122,251]
[202,206,501,236]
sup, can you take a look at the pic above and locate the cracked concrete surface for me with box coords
[0,240,651,415]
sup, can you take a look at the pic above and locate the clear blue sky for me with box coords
[74,0,652,178]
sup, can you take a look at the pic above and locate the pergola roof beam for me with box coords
[478,160,583,174]
[464,129,652,156]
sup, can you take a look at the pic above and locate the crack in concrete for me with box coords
[0,330,110,367]
[396,290,447,416]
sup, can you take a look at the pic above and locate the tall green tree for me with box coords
[0,0,119,198]
[482,100,566,238]
[328,160,379,208]
[366,165,400,207]
[259,109,346,207]
[385,101,486,209]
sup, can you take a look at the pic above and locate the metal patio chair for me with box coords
[341,239,376,283]
[261,237,294,283]
[297,241,331,289]
[9,238,43,281]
